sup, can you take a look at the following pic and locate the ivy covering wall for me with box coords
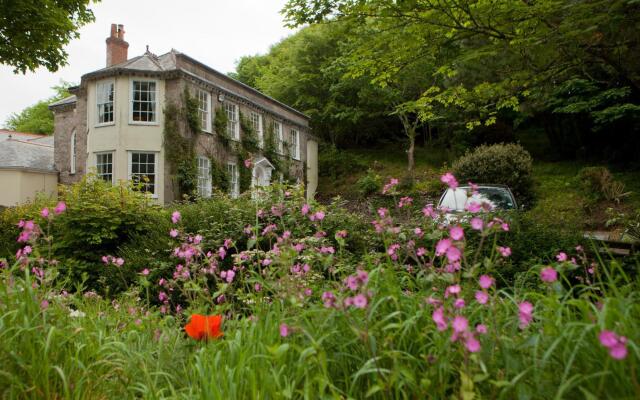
[164,85,301,201]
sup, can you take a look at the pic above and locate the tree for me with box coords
[4,82,73,134]
[283,0,640,161]
[0,0,98,73]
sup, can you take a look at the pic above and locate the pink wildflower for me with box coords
[498,246,511,257]
[518,301,534,329]
[377,208,388,218]
[398,196,413,208]
[475,291,489,305]
[244,158,253,168]
[440,172,458,190]
[313,211,325,221]
[454,298,466,309]
[435,238,452,256]
[452,316,469,333]
[479,275,494,289]
[54,201,67,214]
[416,247,427,257]
[465,335,481,353]
[444,284,461,298]
[476,324,488,334]
[446,246,461,263]
[422,205,437,219]
[141,268,150,276]
[382,178,399,194]
[599,330,628,360]
[465,201,481,213]
[41,208,50,218]
[353,294,368,309]
[556,252,568,262]
[169,229,178,238]
[470,217,483,231]
[450,226,464,241]
[540,267,558,283]
[432,307,447,331]
[171,211,181,224]
[280,323,289,337]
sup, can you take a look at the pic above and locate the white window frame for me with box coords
[197,89,211,133]
[197,156,212,198]
[96,80,115,126]
[224,102,239,140]
[127,151,159,198]
[274,121,284,155]
[129,79,159,125]
[227,162,239,198]
[289,129,300,160]
[96,151,114,184]
[70,130,77,174]
[250,111,263,148]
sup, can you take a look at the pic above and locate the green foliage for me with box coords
[452,143,534,203]
[210,159,230,193]
[163,89,200,199]
[3,82,72,134]
[0,0,96,73]
[213,106,231,148]
[356,169,382,197]
[318,143,366,180]
[579,167,631,205]
[239,112,260,154]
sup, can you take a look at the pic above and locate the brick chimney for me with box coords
[106,24,129,67]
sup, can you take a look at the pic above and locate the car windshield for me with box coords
[439,187,515,212]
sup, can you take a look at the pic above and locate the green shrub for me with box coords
[579,166,631,205]
[318,144,366,179]
[356,169,382,196]
[452,143,534,203]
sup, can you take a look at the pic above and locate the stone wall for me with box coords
[52,93,87,185]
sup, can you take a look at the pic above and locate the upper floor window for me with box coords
[96,152,114,183]
[250,111,263,148]
[131,80,157,123]
[70,130,77,174]
[128,151,157,197]
[197,156,212,198]
[224,102,239,140]
[197,90,211,132]
[97,80,115,125]
[289,129,300,160]
[274,121,284,154]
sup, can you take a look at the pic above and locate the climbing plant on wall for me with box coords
[163,88,200,199]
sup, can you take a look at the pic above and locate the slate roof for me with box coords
[0,130,55,172]
[49,95,77,108]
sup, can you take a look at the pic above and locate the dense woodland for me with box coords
[230,0,640,164]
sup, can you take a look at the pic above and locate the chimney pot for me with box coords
[106,23,129,67]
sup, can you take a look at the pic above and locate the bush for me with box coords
[356,169,382,196]
[318,144,366,179]
[452,143,534,203]
[579,166,631,205]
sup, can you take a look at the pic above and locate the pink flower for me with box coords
[479,275,494,289]
[452,316,468,333]
[476,324,487,334]
[382,178,399,194]
[470,217,483,231]
[540,267,558,283]
[440,172,458,190]
[556,252,568,262]
[450,226,464,241]
[416,247,427,257]
[262,258,272,266]
[435,238,452,256]
[518,301,534,329]
[169,229,178,238]
[336,230,348,239]
[432,307,447,331]
[54,202,67,214]
[475,290,489,305]
[444,284,461,298]
[498,246,511,257]
[115,258,124,266]
[446,246,461,263]
[280,323,289,337]
[40,299,49,310]
[141,268,150,276]
[501,223,509,232]
[40,208,49,218]
[315,211,326,221]
[301,204,310,215]
[599,330,628,360]
[398,196,413,208]
[465,335,481,353]
[244,158,253,168]
[171,211,181,224]
[454,298,466,309]
[353,294,368,309]
[422,205,437,219]
[322,291,336,308]
[345,276,359,291]
[465,201,481,213]
[225,269,235,283]
[377,208,388,218]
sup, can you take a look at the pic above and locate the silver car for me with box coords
[437,184,518,222]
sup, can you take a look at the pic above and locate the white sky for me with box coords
[0,0,296,126]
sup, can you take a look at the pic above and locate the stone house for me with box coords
[50,24,318,204]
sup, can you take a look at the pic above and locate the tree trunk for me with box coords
[407,130,415,173]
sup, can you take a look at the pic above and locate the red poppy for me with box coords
[185,314,224,340]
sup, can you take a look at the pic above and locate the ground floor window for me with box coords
[227,162,239,198]
[197,156,212,198]
[129,151,157,196]
[96,152,113,183]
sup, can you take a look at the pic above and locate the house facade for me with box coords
[50,24,318,204]
[0,130,57,207]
